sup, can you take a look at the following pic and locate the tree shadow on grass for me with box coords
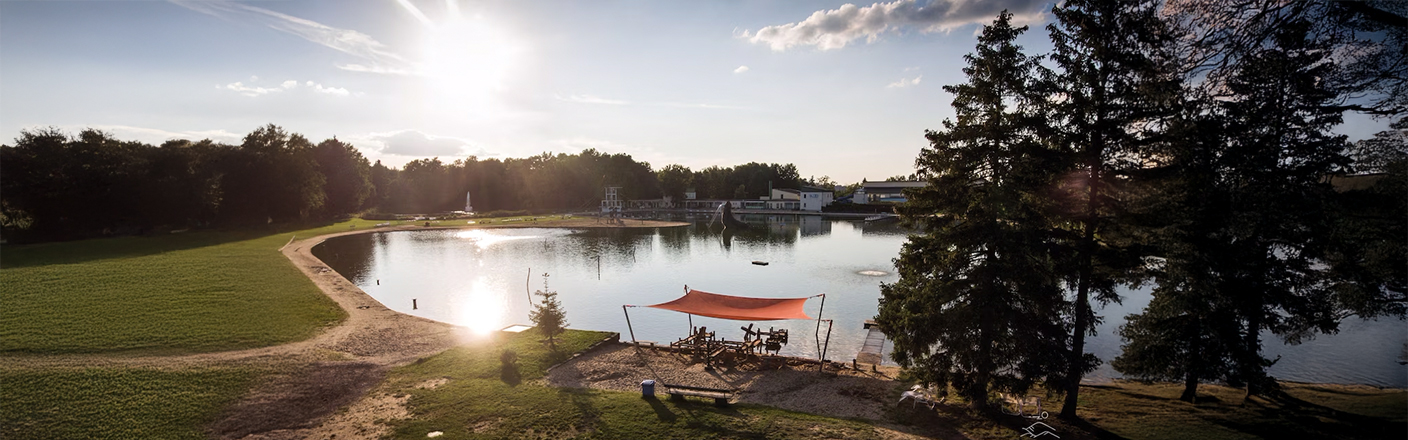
[644,396,679,422]
[1201,392,1407,440]
[500,362,522,386]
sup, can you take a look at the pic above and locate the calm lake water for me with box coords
[314,216,1406,387]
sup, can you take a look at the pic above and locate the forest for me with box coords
[0,124,807,242]
[874,0,1405,417]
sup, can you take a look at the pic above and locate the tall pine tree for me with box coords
[878,11,1067,409]
[1044,0,1181,417]
[1216,19,1351,397]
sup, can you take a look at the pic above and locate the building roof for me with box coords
[862,181,926,190]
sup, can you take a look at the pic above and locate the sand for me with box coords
[545,342,908,421]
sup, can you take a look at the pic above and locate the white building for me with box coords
[765,186,833,212]
[855,181,925,204]
[601,186,623,213]
[798,186,834,211]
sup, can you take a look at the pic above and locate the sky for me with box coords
[0,0,1394,184]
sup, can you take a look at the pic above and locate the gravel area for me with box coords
[546,343,906,421]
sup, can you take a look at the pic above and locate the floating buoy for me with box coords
[752,261,769,266]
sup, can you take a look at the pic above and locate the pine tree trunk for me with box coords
[1062,163,1099,419]
[1180,369,1199,403]
[1243,298,1263,399]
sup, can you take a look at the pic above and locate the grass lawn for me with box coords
[1079,381,1407,440]
[0,220,392,354]
[0,367,261,440]
[383,329,894,440]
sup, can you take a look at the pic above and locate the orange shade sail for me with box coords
[645,289,814,321]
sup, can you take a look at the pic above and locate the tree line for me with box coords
[0,125,807,242]
[876,0,1404,418]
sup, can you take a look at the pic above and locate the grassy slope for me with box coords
[385,329,889,440]
[1079,381,1407,440]
[0,367,261,440]
[0,221,383,354]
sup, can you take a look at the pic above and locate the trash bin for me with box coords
[640,379,656,398]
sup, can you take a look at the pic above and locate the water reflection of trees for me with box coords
[312,233,378,284]
[572,229,655,266]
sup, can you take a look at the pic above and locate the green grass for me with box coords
[0,220,390,354]
[1079,381,1407,440]
[0,367,261,440]
[383,329,890,439]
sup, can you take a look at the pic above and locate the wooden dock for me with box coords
[856,320,886,365]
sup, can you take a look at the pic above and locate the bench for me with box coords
[661,384,735,407]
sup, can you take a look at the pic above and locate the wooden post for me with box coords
[525,268,533,306]
[623,305,637,343]
[814,293,827,370]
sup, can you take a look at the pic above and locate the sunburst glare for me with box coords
[457,277,507,336]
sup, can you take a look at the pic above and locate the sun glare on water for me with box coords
[457,277,507,336]
[455,229,536,249]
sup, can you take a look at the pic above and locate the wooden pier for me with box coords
[856,320,886,365]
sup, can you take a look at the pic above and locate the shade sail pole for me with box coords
[821,319,833,370]
[622,305,637,343]
[814,293,827,369]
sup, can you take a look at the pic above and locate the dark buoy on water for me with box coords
[752,261,769,266]
[413,298,418,310]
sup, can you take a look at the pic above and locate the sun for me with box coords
[420,17,521,100]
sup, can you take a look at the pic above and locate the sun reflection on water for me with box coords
[457,277,507,336]
[455,229,537,249]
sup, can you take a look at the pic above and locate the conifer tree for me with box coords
[1044,0,1182,417]
[1117,19,1358,401]
[878,11,1066,409]
[1214,19,1351,397]
[530,273,568,348]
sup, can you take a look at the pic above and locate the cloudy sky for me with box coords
[0,0,1391,184]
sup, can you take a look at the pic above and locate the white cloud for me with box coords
[84,125,244,144]
[555,94,744,110]
[336,63,416,76]
[886,75,922,88]
[741,0,1048,51]
[734,65,750,74]
[172,0,412,75]
[306,81,351,96]
[557,94,629,105]
[218,78,355,97]
[358,130,476,157]
[219,81,283,97]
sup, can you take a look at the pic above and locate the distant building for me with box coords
[684,187,697,200]
[798,186,834,211]
[601,186,623,213]
[767,188,802,210]
[855,180,926,204]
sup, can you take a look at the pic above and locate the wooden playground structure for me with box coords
[668,324,790,370]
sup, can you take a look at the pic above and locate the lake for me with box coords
[313,216,1406,387]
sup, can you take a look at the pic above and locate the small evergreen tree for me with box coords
[530,273,568,348]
